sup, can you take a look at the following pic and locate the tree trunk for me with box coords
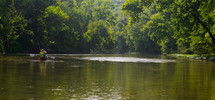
[191,13,215,45]
[3,37,8,54]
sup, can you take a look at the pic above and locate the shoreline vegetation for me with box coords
[167,54,215,61]
[1,52,215,62]
[1,0,215,56]
[1,0,215,99]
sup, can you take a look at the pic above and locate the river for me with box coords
[0,54,215,100]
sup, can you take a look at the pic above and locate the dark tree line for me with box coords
[0,0,214,55]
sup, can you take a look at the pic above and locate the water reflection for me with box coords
[0,55,215,100]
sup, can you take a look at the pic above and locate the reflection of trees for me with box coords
[157,61,215,100]
[1,57,215,99]
[62,60,215,100]
[80,61,215,99]
[174,61,214,100]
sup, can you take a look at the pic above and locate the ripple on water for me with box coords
[78,57,175,63]
[29,60,64,63]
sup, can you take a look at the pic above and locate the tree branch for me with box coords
[190,13,215,45]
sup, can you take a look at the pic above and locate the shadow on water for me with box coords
[0,54,215,99]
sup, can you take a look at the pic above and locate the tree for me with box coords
[122,0,215,54]
[122,20,161,54]
[61,0,89,53]
[84,20,114,53]
[18,0,58,52]
[37,5,69,52]
[81,0,116,23]
[93,0,115,24]
[0,0,28,53]
[113,14,129,53]
[142,12,177,54]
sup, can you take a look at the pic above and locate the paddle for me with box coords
[30,54,38,57]
[49,56,55,59]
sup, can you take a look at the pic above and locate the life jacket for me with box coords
[40,52,45,57]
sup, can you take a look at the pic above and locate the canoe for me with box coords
[38,57,48,60]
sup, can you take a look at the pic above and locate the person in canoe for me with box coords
[39,48,48,60]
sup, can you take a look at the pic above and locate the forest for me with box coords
[0,0,215,55]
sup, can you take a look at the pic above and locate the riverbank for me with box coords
[167,54,215,61]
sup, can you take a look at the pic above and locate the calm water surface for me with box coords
[0,54,215,100]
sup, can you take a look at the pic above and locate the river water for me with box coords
[0,54,215,100]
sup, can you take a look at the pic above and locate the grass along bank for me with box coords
[167,54,215,61]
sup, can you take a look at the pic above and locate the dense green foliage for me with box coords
[0,0,214,54]
[84,20,114,53]
[122,0,215,54]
